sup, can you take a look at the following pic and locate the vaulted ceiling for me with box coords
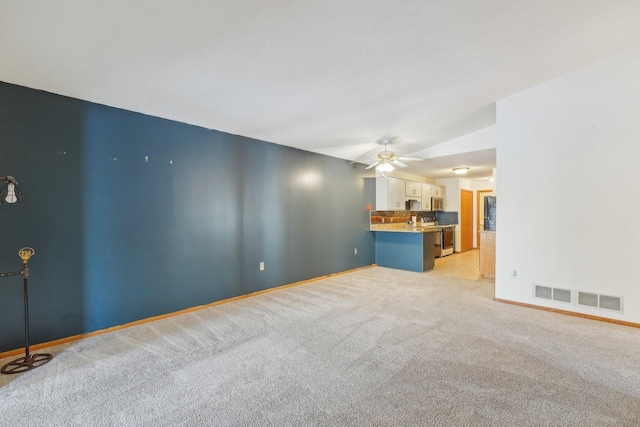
[3,1,640,179]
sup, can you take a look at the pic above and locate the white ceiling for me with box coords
[419,149,496,180]
[3,1,640,179]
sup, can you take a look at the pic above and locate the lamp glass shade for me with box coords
[0,183,24,205]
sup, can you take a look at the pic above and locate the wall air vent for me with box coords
[534,285,552,300]
[599,295,622,312]
[534,285,570,302]
[577,292,598,308]
[535,286,624,313]
[552,288,572,303]
[577,292,623,312]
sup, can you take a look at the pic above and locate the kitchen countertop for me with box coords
[370,224,457,233]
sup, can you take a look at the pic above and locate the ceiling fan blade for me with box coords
[365,160,380,170]
[397,156,423,162]
[392,160,408,168]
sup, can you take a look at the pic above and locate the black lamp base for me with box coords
[1,353,52,374]
[0,247,53,375]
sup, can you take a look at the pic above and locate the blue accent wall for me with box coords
[0,82,375,352]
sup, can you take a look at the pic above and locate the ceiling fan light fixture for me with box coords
[377,162,394,172]
[366,137,422,171]
[453,167,469,175]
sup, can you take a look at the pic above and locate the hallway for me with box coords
[434,249,494,283]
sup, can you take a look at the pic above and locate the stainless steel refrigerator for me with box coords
[483,196,496,231]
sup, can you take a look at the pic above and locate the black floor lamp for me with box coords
[1,176,52,374]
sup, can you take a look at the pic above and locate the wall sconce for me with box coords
[1,176,24,205]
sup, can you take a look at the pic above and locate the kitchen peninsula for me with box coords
[370,211,457,272]
[371,223,438,272]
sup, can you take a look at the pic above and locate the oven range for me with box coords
[435,225,455,257]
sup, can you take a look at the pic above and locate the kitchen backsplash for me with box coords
[436,211,458,225]
[370,210,458,225]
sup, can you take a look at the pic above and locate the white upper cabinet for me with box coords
[405,182,421,197]
[388,179,405,209]
[375,177,405,210]
[421,184,432,211]
[376,178,443,210]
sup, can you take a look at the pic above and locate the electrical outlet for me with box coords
[512,270,517,278]
[259,262,265,271]
[354,248,358,255]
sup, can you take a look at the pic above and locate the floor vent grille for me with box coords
[534,286,623,313]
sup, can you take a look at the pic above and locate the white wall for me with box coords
[438,178,460,211]
[413,125,496,159]
[437,177,473,251]
[496,44,640,323]
[377,169,435,184]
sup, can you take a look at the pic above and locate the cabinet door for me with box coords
[421,184,431,210]
[405,182,421,197]
[375,177,388,210]
[432,186,442,197]
[388,179,405,209]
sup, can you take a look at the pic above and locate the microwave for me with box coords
[431,197,445,211]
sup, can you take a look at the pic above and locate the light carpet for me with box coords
[1,266,639,426]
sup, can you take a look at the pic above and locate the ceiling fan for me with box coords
[365,138,423,172]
